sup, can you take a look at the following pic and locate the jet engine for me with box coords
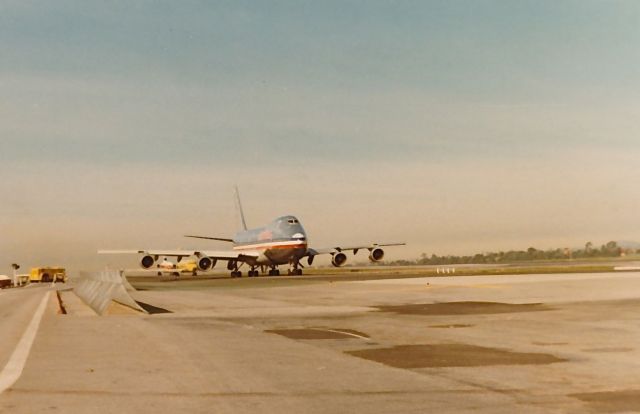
[331,252,348,267]
[369,248,385,262]
[197,256,216,271]
[140,255,156,269]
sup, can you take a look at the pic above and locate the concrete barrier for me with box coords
[74,270,147,315]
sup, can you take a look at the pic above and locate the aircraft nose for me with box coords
[292,232,306,241]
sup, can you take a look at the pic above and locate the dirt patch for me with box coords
[105,302,140,315]
[429,324,474,329]
[571,390,640,413]
[377,301,551,316]
[266,328,368,340]
[346,344,566,368]
[581,347,633,353]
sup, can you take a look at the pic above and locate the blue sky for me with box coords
[1,1,639,269]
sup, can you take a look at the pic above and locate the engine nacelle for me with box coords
[140,255,156,269]
[331,252,348,267]
[369,248,385,262]
[197,256,216,271]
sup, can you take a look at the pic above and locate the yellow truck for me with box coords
[30,267,67,283]
[177,260,198,276]
[156,259,199,277]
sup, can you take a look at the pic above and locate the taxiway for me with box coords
[1,271,640,413]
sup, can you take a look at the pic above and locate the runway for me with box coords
[1,272,640,413]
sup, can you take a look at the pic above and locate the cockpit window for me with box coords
[287,219,299,224]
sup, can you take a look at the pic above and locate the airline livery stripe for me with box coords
[234,241,307,251]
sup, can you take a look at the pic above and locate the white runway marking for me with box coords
[0,291,50,393]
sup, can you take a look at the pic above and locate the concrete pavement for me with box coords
[1,272,640,413]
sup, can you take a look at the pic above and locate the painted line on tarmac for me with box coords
[0,291,50,393]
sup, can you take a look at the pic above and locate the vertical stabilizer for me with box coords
[234,186,248,231]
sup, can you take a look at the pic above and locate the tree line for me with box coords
[388,241,634,266]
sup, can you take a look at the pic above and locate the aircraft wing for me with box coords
[306,243,406,256]
[98,250,258,261]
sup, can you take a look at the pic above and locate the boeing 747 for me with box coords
[100,189,404,277]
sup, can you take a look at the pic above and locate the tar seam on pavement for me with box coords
[376,301,553,316]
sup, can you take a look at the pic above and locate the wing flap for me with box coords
[98,250,259,261]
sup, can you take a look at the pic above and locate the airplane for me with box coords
[99,188,405,278]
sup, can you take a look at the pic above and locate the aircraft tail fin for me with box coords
[234,186,248,231]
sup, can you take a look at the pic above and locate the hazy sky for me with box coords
[1,1,639,271]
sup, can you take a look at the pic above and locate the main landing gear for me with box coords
[288,260,303,276]
[227,262,303,278]
[228,261,242,278]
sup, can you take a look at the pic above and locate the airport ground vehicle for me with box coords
[0,275,11,289]
[14,274,30,286]
[177,260,198,276]
[156,259,198,277]
[30,267,67,283]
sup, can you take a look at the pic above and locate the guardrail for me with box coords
[73,270,147,315]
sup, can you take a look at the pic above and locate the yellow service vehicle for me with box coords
[177,260,198,276]
[30,267,67,283]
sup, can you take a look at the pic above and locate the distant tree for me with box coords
[472,253,485,264]
[385,239,631,267]
[606,241,618,250]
